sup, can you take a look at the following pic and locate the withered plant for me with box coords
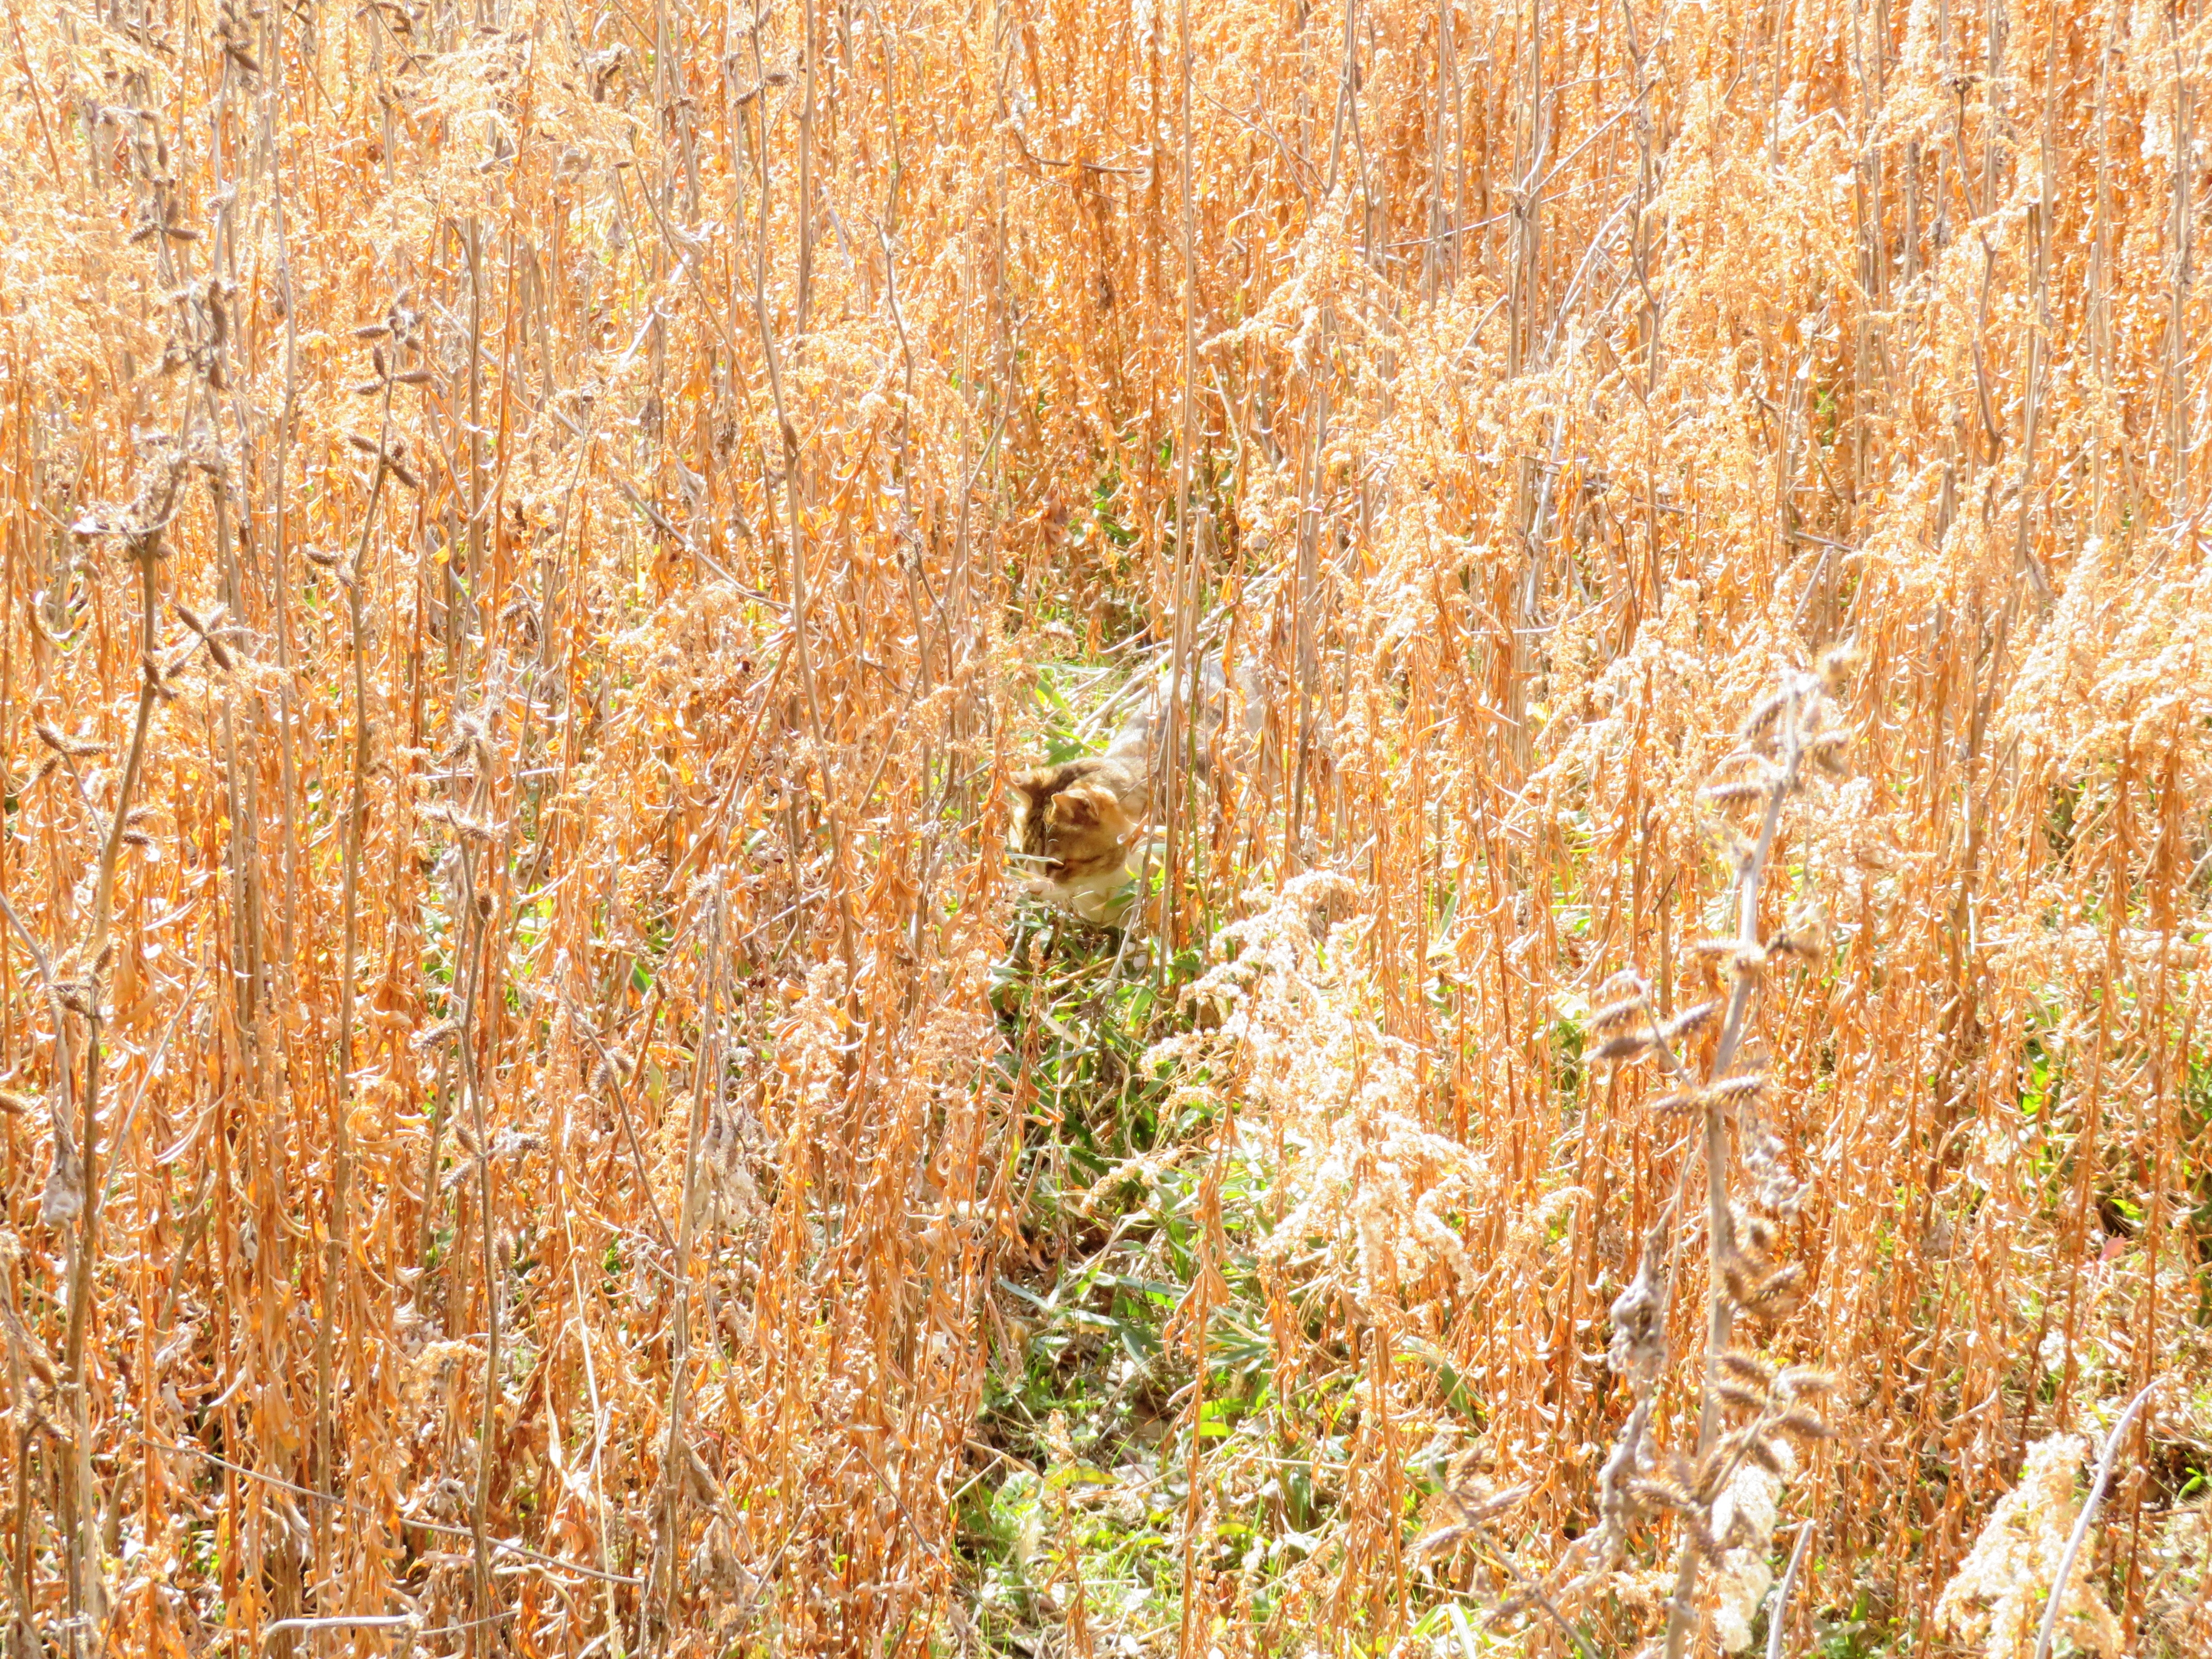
[0,1,2208,1657]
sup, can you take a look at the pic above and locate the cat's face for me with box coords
[1011,760,1141,885]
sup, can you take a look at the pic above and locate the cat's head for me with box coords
[1011,762,1141,883]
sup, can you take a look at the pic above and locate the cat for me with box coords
[1011,654,1262,924]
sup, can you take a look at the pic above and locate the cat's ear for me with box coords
[1011,768,1061,825]
[1047,787,1102,828]
[1050,784,1134,837]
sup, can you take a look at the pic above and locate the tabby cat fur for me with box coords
[1011,655,1261,924]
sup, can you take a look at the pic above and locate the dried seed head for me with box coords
[1819,642,1859,693]
[1806,729,1850,776]
[1708,1073,1768,1107]
[411,1017,461,1053]
[1663,1000,1721,1042]
[1592,1028,1656,1063]
[1492,1587,1540,1621]
[0,1091,34,1114]
[1702,778,1768,808]
[1429,1480,1532,1537]
[1719,1252,1755,1306]
[1774,908,1831,960]
[1607,1235,1671,1387]
[1692,1447,1736,1500]
[1719,1507,1762,1552]
[1739,688,1792,745]
[1597,968,1644,1002]
[1590,995,1646,1034]
[1774,1409,1834,1443]
[1778,1366,1835,1399]
[1740,1435,1786,1475]
[1747,1130,1811,1218]
[1627,1477,1696,1513]
[1715,1381,1769,1416]
[36,722,106,758]
[38,1139,83,1225]
[1718,1350,1777,1390]
[1740,1262,1806,1322]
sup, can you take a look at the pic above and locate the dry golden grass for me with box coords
[1,0,2210,1654]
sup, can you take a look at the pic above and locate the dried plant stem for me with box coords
[1663,695,1812,1659]
[452,828,502,1647]
[1470,1518,1597,1659]
[0,1250,35,1659]
[0,891,77,1659]
[261,0,304,979]
[743,10,858,991]
[1172,1181,1212,1659]
[2167,16,2193,508]
[570,984,677,1252]
[415,1051,455,1278]
[646,886,722,1657]
[1765,1519,1815,1659]
[2031,1381,2156,1659]
[59,538,163,1644]
[1159,0,1199,957]
[2010,22,2058,605]
[318,366,398,1557]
